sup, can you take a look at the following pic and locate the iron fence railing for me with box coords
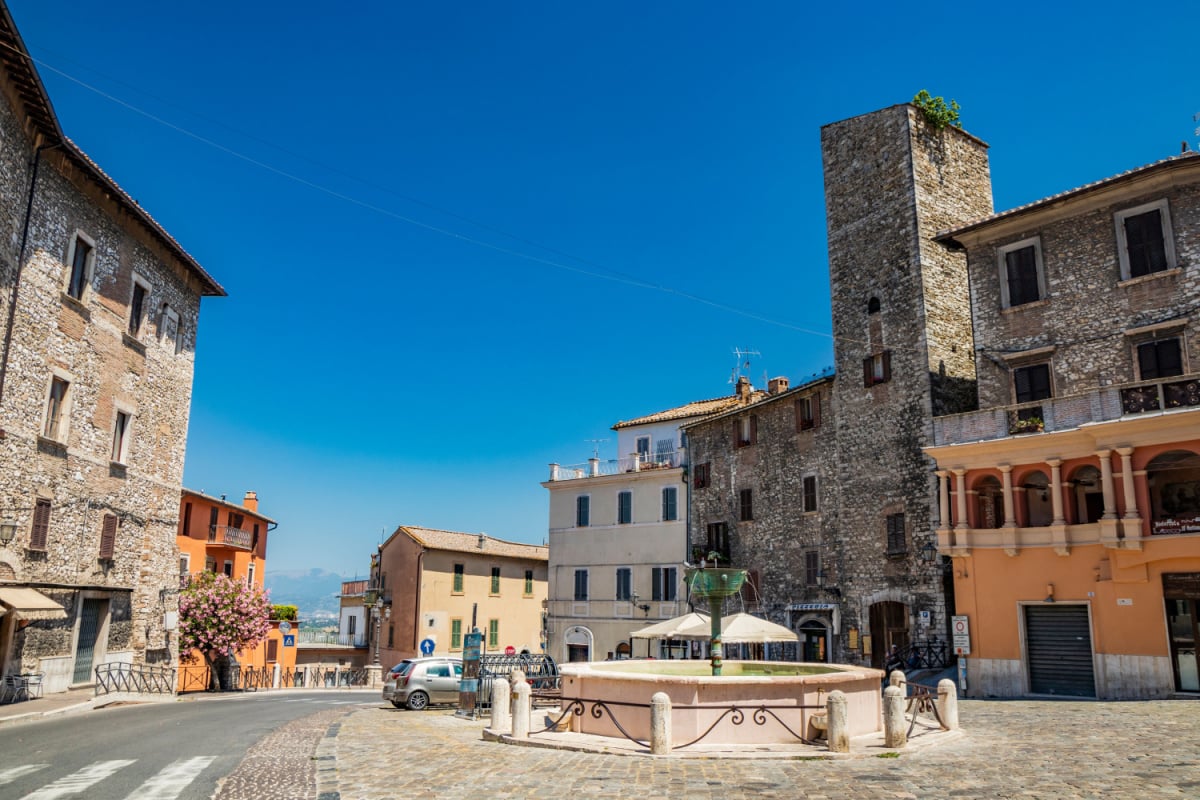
[95,663,176,696]
[549,452,685,481]
[208,524,254,549]
[296,630,367,647]
[898,639,950,671]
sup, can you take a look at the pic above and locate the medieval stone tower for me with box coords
[822,104,993,663]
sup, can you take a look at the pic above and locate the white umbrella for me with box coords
[675,612,798,643]
[629,612,710,640]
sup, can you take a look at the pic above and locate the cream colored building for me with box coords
[370,526,547,667]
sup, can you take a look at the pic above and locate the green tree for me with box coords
[912,90,962,130]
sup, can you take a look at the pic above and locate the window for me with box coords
[179,553,190,582]
[636,436,651,460]
[805,550,819,585]
[615,567,632,601]
[886,513,907,555]
[1137,338,1184,380]
[694,463,711,489]
[706,522,730,563]
[99,513,117,561]
[576,495,590,527]
[796,394,820,431]
[574,569,589,601]
[739,488,754,521]
[111,410,132,464]
[863,352,892,387]
[30,498,51,551]
[868,296,881,314]
[388,624,394,648]
[252,523,260,550]
[182,502,192,537]
[223,560,233,577]
[661,487,677,521]
[451,618,462,649]
[617,491,632,524]
[65,234,93,300]
[452,563,464,593]
[490,566,501,595]
[348,615,356,636]
[227,511,244,530]
[159,303,180,348]
[43,377,69,440]
[205,555,217,572]
[266,639,279,663]
[998,238,1044,307]
[803,475,818,513]
[128,276,149,337]
[1013,363,1052,405]
[208,506,219,535]
[247,562,255,586]
[651,566,677,602]
[488,619,499,648]
[524,569,534,596]
[735,415,757,447]
[1116,200,1175,279]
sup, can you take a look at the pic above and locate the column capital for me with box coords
[1046,458,1062,468]
[935,470,949,479]
[952,468,967,477]
[1115,446,1134,457]
[1094,449,1111,458]
[998,463,1013,473]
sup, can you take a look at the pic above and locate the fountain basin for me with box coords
[559,660,883,745]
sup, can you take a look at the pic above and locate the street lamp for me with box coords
[918,539,939,564]
[0,519,15,546]
[372,599,384,665]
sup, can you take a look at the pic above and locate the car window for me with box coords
[428,665,448,677]
[453,664,462,677]
[390,661,415,675]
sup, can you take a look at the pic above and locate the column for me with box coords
[1000,465,1016,528]
[953,470,968,531]
[1047,459,1065,525]
[1097,450,1117,519]
[1117,447,1139,519]
[936,471,951,532]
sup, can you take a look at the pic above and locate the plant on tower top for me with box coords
[913,90,962,130]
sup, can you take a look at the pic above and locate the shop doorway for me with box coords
[1165,574,1200,692]
[799,620,828,662]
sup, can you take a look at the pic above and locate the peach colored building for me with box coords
[176,490,293,689]
[927,152,1200,699]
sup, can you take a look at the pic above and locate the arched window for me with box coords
[868,297,881,314]
[1147,450,1200,532]
[1022,470,1052,527]
[1070,465,1104,524]
[974,476,1004,529]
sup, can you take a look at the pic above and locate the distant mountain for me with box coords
[264,568,353,622]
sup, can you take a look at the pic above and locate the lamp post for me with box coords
[372,599,383,665]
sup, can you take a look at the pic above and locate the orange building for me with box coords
[176,490,294,690]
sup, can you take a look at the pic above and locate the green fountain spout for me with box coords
[684,566,748,676]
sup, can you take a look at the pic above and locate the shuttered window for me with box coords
[266,638,279,663]
[735,415,757,447]
[886,513,907,555]
[452,563,464,593]
[652,566,677,601]
[1123,208,1169,277]
[617,491,632,524]
[488,619,499,648]
[1137,338,1183,380]
[706,522,730,563]
[99,513,118,560]
[576,495,590,527]
[803,476,818,512]
[30,498,51,551]
[524,569,534,595]
[44,377,68,440]
[1004,244,1041,306]
[451,618,462,648]
[805,550,819,585]
[863,351,892,387]
[490,566,501,595]
[738,489,754,521]
[662,487,677,521]
[796,393,821,431]
[1014,363,1052,403]
[67,236,91,299]
[693,463,710,489]
[129,281,147,336]
[574,569,588,601]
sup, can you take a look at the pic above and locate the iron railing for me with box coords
[208,525,253,550]
[898,639,950,671]
[296,630,367,647]
[176,663,372,693]
[549,452,685,481]
[95,663,176,696]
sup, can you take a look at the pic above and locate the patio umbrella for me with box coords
[674,612,798,643]
[629,612,710,640]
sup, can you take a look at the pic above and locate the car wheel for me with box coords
[406,691,429,711]
[390,700,403,708]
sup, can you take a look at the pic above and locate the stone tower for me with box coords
[822,104,993,663]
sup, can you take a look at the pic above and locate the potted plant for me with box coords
[1010,416,1044,434]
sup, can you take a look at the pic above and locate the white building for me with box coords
[543,385,762,662]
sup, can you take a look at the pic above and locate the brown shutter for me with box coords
[266,638,279,662]
[749,415,757,444]
[863,356,873,387]
[813,393,822,428]
[99,513,118,560]
[733,418,742,447]
[794,399,803,432]
[30,498,51,550]
[881,351,892,383]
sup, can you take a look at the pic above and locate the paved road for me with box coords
[325,698,1200,799]
[0,691,373,800]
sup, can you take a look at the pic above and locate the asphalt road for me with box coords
[0,690,377,799]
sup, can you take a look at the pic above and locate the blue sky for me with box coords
[8,2,1198,575]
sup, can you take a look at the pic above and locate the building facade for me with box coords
[543,392,758,662]
[927,150,1200,698]
[369,526,547,668]
[0,6,224,693]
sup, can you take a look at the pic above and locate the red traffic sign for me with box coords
[505,645,516,656]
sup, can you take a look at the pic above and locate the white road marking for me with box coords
[0,765,49,785]
[20,759,135,800]
[123,756,216,800]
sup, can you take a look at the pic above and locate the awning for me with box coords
[0,586,67,620]
[629,612,710,640]
[675,612,799,643]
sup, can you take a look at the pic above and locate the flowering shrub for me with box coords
[179,571,271,686]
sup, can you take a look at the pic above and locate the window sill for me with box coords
[121,332,147,355]
[36,435,67,456]
[109,461,127,479]
[59,292,91,320]
[1118,267,1181,288]
[1001,298,1050,315]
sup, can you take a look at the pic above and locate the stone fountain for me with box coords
[684,566,746,675]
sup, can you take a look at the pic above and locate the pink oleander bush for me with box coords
[179,571,271,666]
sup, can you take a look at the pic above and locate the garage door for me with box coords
[1024,604,1095,697]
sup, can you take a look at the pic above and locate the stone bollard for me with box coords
[509,669,526,717]
[511,680,532,738]
[490,678,512,734]
[888,669,906,689]
[272,663,281,689]
[825,690,849,753]
[883,685,906,748]
[650,692,672,755]
[937,678,958,730]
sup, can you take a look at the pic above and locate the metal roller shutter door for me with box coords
[1024,605,1095,697]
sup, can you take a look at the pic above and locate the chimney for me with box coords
[243,491,258,513]
[735,375,753,403]
[478,533,486,549]
[768,376,790,395]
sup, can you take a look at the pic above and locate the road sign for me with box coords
[505,645,516,656]
[278,621,292,635]
[420,638,435,656]
[952,615,970,655]
[283,634,295,647]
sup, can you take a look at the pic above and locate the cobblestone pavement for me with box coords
[317,699,1200,799]
[214,706,355,800]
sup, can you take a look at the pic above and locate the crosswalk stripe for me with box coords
[123,756,216,800]
[0,765,49,786]
[20,760,135,800]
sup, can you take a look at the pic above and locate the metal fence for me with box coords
[476,654,560,710]
[95,663,177,696]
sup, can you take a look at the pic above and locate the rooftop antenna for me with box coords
[730,347,760,385]
[584,438,608,459]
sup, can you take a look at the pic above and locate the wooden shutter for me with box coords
[99,513,118,560]
[812,392,822,428]
[266,638,279,663]
[794,399,804,432]
[749,415,758,444]
[30,498,51,550]
[734,418,743,447]
[740,568,761,606]
[652,567,663,601]
[863,356,874,387]
[881,351,892,383]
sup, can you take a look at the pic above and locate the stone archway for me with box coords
[563,626,593,663]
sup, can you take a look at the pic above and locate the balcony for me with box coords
[932,373,1200,447]
[340,579,368,597]
[208,525,253,550]
[548,451,685,481]
[296,630,367,648]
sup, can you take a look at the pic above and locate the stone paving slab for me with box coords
[318,698,1200,799]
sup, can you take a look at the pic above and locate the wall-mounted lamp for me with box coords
[1044,583,1055,603]
[918,539,939,563]
[0,519,15,546]
[630,592,651,617]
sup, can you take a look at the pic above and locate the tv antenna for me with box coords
[730,347,761,384]
[584,438,608,459]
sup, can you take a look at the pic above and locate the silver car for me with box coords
[382,657,463,710]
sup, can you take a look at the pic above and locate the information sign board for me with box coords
[952,615,970,655]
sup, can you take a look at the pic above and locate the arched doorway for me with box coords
[1070,465,1104,523]
[975,475,1004,528]
[563,626,593,663]
[1022,470,1053,527]
[869,601,909,668]
[798,619,828,662]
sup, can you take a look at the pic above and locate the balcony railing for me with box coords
[208,525,253,550]
[932,372,1200,447]
[296,630,367,647]
[548,451,685,481]
[340,579,368,597]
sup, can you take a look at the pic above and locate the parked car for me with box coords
[382,657,463,710]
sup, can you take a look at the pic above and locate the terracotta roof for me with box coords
[611,393,767,430]
[181,488,277,526]
[937,151,1200,244]
[679,372,835,429]
[0,5,224,296]
[398,526,548,562]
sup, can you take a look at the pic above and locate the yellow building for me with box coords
[369,526,547,667]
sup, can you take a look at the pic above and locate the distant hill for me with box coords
[265,568,356,623]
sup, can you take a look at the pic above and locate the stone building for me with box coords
[926,150,1200,698]
[684,104,993,667]
[0,5,224,692]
